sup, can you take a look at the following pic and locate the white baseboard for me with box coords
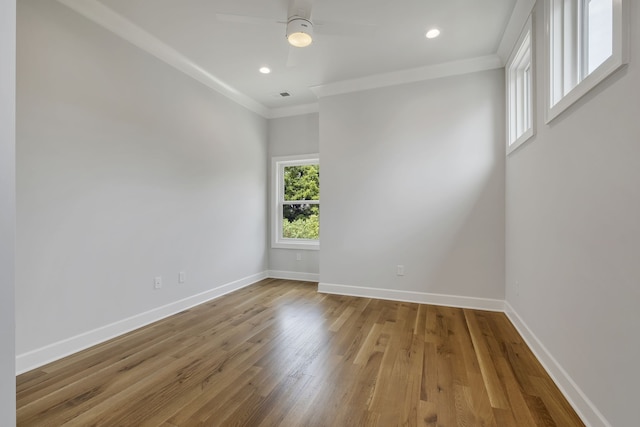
[504,302,611,427]
[267,270,319,282]
[15,271,268,375]
[318,282,505,312]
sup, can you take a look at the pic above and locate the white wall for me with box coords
[319,69,505,302]
[267,113,320,279]
[16,0,267,366]
[505,2,640,426]
[0,0,16,423]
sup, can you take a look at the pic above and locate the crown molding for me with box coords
[497,0,537,63]
[309,54,503,99]
[56,0,271,118]
[266,102,319,119]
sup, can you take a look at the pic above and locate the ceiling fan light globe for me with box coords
[288,32,312,47]
[286,18,313,47]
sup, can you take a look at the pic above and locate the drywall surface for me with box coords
[267,113,320,278]
[0,0,16,423]
[505,2,640,426]
[319,69,505,299]
[16,0,267,358]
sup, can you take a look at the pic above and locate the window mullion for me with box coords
[283,200,319,205]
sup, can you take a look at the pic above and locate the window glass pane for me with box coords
[282,204,319,240]
[587,0,613,73]
[550,0,567,104]
[510,37,531,143]
[524,64,531,130]
[516,72,525,136]
[283,165,319,201]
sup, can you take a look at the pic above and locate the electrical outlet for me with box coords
[179,271,186,284]
[396,265,405,276]
[154,276,162,289]
[296,253,302,261]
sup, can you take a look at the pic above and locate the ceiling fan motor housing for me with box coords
[286,17,314,47]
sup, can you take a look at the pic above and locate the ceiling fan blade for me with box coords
[215,13,284,25]
[286,45,302,68]
[314,21,377,37]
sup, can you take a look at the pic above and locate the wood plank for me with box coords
[16,279,584,426]
[464,309,511,409]
[531,375,585,426]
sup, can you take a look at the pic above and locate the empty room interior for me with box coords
[1,0,639,425]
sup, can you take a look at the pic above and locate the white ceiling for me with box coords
[59,0,531,117]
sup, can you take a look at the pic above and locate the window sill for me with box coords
[546,56,627,123]
[272,240,320,250]
[507,128,534,155]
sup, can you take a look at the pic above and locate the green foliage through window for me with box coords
[282,164,319,240]
[283,211,319,239]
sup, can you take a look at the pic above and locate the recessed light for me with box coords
[426,28,441,39]
[259,67,271,74]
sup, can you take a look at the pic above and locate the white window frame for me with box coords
[507,15,534,155]
[271,154,320,250]
[545,0,628,122]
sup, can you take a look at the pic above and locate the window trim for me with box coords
[507,15,535,155]
[271,154,320,250]
[545,0,628,123]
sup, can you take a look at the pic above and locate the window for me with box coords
[507,16,534,154]
[272,154,319,250]
[546,0,627,121]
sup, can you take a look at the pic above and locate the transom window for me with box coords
[546,0,627,121]
[507,16,534,154]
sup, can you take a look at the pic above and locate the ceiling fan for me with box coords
[216,0,375,66]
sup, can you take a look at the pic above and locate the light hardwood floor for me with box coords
[17,279,584,426]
